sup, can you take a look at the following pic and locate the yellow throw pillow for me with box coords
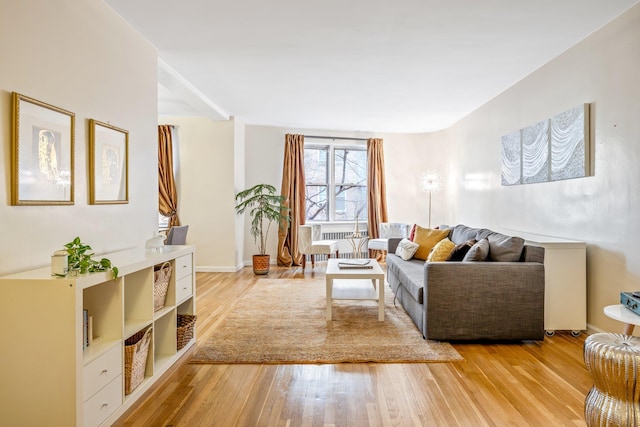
[427,238,456,262]
[412,226,450,260]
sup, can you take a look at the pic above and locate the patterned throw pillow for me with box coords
[412,225,450,260]
[447,239,477,261]
[427,238,456,262]
[395,238,420,261]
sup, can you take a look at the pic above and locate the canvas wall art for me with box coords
[500,104,589,186]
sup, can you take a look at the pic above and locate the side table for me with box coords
[603,304,640,335]
[584,333,640,426]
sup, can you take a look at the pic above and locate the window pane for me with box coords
[334,149,367,185]
[334,185,367,221]
[159,213,170,229]
[306,185,328,221]
[304,147,328,184]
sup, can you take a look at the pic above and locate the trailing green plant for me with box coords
[64,237,118,279]
[234,183,291,255]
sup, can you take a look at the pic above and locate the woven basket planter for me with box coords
[124,327,152,395]
[252,254,270,275]
[177,314,197,350]
[153,262,172,311]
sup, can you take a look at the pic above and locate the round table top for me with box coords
[604,304,640,326]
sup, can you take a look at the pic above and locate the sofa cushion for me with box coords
[487,233,525,262]
[427,238,456,262]
[449,224,480,245]
[395,238,419,260]
[462,238,490,261]
[412,226,450,260]
[409,224,417,241]
[385,254,425,303]
[447,239,477,261]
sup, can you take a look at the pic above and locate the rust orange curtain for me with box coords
[277,134,306,267]
[158,125,180,228]
[367,138,388,261]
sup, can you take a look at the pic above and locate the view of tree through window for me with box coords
[304,143,367,222]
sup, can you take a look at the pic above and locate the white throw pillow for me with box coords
[395,238,420,261]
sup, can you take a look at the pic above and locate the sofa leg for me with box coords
[311,254,315,269]
[302,255,306,270]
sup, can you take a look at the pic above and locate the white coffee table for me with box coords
[325,258,385,321]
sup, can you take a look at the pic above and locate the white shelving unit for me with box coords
[0,245,196,427]
[498,229,587,335]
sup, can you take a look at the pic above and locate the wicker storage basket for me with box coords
[177,314,197,350]
[153,262,172,311]
[124,327,152,395]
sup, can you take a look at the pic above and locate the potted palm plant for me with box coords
[234,183,290,275]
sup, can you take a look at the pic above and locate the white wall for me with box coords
[0,0,158,274]
[160,116,241,271]
[439,3,640,332]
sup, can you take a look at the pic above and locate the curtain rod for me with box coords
[304,135,369,142]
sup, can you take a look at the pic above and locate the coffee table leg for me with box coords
[624,323,635,335]
[378,278,384,321]
[326,277,332,321]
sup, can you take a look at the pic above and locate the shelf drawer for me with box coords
[83,344,122,401]
[83,375,123,427]
[175,254,193,280]
[176,274,193,302]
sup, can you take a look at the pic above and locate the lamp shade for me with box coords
[420,172,441,193]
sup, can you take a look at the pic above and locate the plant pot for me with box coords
[252,254,270,275]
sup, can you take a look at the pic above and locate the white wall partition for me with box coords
[0,0,158,275]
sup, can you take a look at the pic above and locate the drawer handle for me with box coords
[101,369,108,374]
[101,403,109,409]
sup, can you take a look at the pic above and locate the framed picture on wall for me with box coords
[11,92,75,205]
[89,119,129,204]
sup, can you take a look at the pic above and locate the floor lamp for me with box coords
[420,172,441,228]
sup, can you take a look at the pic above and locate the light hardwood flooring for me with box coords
[113,264,592,427]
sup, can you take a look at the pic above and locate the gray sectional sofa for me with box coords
[386,224,545,341]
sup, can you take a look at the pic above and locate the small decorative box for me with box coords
[620,292,640,316]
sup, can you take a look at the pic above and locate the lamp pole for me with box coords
[421,172,440,229]
[428,189,432,228]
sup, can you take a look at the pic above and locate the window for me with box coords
[304,142,367,222]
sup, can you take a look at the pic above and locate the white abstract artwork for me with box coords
[500,104,589,186]
[522,119,549,184]
[550,104,588,181]
[501,130,521,186]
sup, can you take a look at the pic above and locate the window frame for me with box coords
[304,140,367,223]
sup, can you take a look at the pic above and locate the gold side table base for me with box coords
[584,333,640,426]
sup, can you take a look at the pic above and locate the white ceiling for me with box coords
[105,0,639,133]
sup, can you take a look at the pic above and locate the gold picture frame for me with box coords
[89,119,129,204]
[11,92,75,205]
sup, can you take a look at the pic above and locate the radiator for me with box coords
[309,230,370,260]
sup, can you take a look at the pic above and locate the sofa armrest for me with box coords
[387,237,403,253]
[423,262,545,340]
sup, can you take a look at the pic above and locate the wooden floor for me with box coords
[113,264,592,427]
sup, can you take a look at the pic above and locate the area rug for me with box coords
[190,278,463,364]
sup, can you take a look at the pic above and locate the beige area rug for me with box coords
[190,278,463,364]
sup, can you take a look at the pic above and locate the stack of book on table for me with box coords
[338,259,373,269]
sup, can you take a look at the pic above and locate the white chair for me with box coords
[298,224,339,269]
[367,222,411,253]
